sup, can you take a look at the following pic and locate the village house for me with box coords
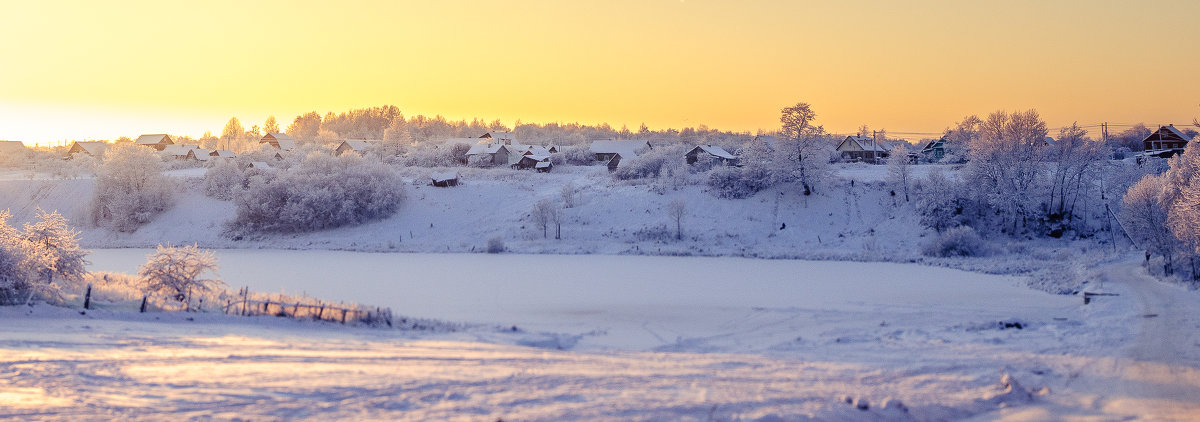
[65,141,108,159]
[161,144,201,160]
[590,139,651,162]
[479,131,517,145]
[248,161,272,169]
[835,136,892,163]
[605,154,623,172]
[260,132,298,151]
[685,145,737,166]
[185,149,211,162]
[134,134,174,151]
[209,150,236,159]
[920,138,949,162]
[1143,125,1192,151]
[335,140,380,156]
[431,171,459,187]
[465,143,511,167]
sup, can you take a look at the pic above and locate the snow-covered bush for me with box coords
[203,159,245,200]
[403,143,468,167]
[231,153,405,233]
[561,145,594,165]
[706,167,770,199]
[921,226,991,257]
[89,143,175,232]
[487,237,505,253]
[613,144,688,181]
[139,244,224,310]
[914,168,962,232]
[0,210,88,305]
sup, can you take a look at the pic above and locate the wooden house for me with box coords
[685,145,737,166]
[261,133,298,151]
[465,143,511,167]
[479,131,517,145]
[835,136,891,163]
[134,134,174,151]
[209,150,236,159]
[920,138,949,162]
[431,171,459,187]
[248,161,272,169]
[335,140,379,156]
[0,141,27,156]
[185,148,211,162]
[66,141,108,159]
[1143,125,1193,151]
[161,144,199,160]
[590,140,651,161]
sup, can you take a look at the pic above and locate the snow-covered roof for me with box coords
[523,145,552,156]
[187,149,211,161]
[161,145,193,156]
[69,141,107,156]
[466,143,509,156]
[480,131,516,142]
[1144,125,1194,142]
[134,134,172,145]
[248,161,272,169]
[535,161,552,169]
[590,140,651,159]
[209,150,236,158]
[694,145,735,159]
[431,171,459,182]
[0,141,27,154]
[263,132,295,141]
[838,136,892,152]
[340,140,379,152]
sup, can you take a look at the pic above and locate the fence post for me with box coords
[139,295,148,313]
[241,287,248,316]
[83,283,92,310]
[340,308,347,324]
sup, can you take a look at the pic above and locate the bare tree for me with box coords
[139,244,224,311]
[668,198,687,240]
[560,182,577,208]
[886,144,912,202]
[532,199,555,239]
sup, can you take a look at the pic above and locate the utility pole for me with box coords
[1102,122,1108,144]
[872,130,878,164]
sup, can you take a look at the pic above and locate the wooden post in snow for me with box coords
[83,283,92,310]
[139,295,148,313]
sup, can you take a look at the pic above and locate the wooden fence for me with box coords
[222,287,393,327]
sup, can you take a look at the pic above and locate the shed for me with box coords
[134,134,174,151]
[431,171,459,187]
[685,145,737,166]
[513,154,551,171]
[185,148,212,162]
[209,149,236,159]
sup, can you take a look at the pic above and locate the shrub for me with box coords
[706,167,768,199]
[203,159,245,200]
[562,145,594,165]
[231,153,405,233]
[89,143,175,232]
[921,226,991,257]
[139,244,225,310]
[487,237,505,253]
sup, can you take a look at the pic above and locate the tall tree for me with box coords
[220,117,244,150]
[287,111,322,141]
[263,116,280,134]
[779,102,828,195]
[965,109,1049,233]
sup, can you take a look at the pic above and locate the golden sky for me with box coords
[2,0,1198,146]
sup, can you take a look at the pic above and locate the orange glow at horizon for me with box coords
[1,0,1198,146]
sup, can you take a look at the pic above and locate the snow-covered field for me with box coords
[2,164,1200,420]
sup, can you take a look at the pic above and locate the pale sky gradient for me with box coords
[1,0,1197,146]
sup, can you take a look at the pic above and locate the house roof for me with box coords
[263,132,295,141]
[70,141,108,156]
[838,136,892,152]
[466,143,509,156]
[1143,125,1194,143]
[249,161,272,169]
[209,150,236,158]
[921,138,947,152]
[134,134,173,145]
[161,145,197,156]
[340,140,379,151]
[187,149,211,161]
[480,131,516,141]
[0,141,27,154]
[590,139,651,159]
[535,161,552,169]
[431,171,459,182]
[693,145,735,159]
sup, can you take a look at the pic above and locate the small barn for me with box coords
[431,171,459,187]
[836,136,891,163]
[209,149,236,159]
[1143,125,1193,151]
[134,134,174,151]
[261,133,298,151]
[685,145,737,166]
[513,154,551,171]
[185,148,212,162]
[590,140,651,161]
[335,140,379,156]
[66,141,108,159]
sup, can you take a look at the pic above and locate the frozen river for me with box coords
[86,249,1074,351]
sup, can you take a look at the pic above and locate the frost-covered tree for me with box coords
[561,182,577,208]
[0,211,35,304]
[287,111,322,141]
[1164,144,1200,276]
[1121,174,1177,274]
[667,198,687,240]
[221,117,244,150]
[531,198,557,239]
[915,168,961,232]
[90,143,174,232]
[22,210,88,291]
[887,144,912,202]
[139,244,224,310]
[779,102,830,195]
[203,159,245,201]
[964,109,1049,233]
[263,116,280,134]
[1044,123,1106,226]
